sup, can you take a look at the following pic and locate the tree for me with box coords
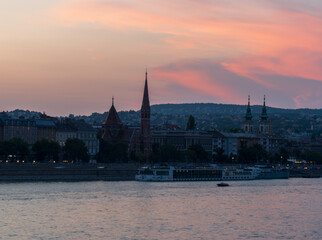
[186,115,196,130]
[160,144,181,163]
[238,144,267,164]
[32,139,61,162]
[292,148,302,159]
[279,147,290,164]
[108,142,128,163]
[0,141,6,160]
[213,147,228,163]
[63,138,89,163]
[149,143,161,164]
[98,140,128,163]
[186,144,210,164]
[3,138,30,161]
[134,152,147,164]
[302,150,322,164]
[48,141,61,162]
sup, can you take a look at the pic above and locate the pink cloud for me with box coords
[152,59,322,109]
[222,49,322,86]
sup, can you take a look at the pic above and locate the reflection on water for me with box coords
[0,179,321,240]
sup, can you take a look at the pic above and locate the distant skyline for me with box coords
[1,0,321,116]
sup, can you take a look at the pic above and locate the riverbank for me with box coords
[0,163,139,182]
[0,163,320,182]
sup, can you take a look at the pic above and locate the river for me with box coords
[0,178,321,240]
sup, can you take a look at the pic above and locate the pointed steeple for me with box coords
[261,95,268,121]
[140,70,152,156]
[103,97,122,126]
[245,95,252,121]
[141,71,150,111]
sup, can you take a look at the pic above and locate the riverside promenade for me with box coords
[0,163,139,182]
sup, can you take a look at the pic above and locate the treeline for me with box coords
[98,140,322,165]
[214,144,322,165]
[1,138,321,165]
[0,138,89,163]
[97,140,211,164]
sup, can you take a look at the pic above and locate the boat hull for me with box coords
[255,170,289,179]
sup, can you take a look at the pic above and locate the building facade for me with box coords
[71,119,99,158]
[152,130,213,153]
[55,119,77,147]
[0,114,56,145]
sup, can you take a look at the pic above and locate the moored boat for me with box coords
[135,166,258,182]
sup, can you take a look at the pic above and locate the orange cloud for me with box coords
[54,1,321,49]
[53,1,322,79]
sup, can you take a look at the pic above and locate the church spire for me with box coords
[141,70,150,111]
[245,95,252,121]
[140,70,152,157]
[261,95,268,121]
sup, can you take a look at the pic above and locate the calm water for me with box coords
[0,179,321,240]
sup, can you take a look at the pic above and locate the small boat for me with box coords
[217,182,229,187]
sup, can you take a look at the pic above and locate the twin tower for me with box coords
[243,95,272,135]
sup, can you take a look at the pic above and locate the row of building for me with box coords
[1,71,320,161]
[152,129,283,157]
[0,71,153,160]
[0,113,99,157]
[98,73,287,158]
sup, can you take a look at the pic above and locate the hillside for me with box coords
[3,104,322,137]
[151,103,322,116]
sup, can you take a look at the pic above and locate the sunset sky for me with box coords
[1,0,321,116]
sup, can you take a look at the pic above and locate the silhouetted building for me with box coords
[99,98,139,153]
[99,71,152,157]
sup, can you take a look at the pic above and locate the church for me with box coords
[243,95,272,135]
[99,72,152,157]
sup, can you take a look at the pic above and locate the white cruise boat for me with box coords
[135,166,259,181]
